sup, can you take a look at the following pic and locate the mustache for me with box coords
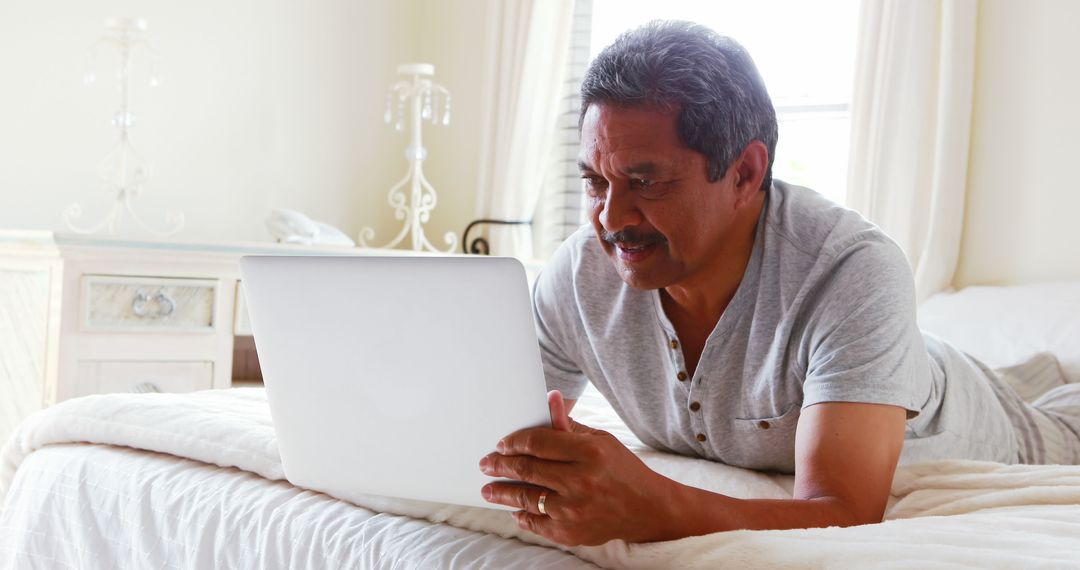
[602,228,667,248]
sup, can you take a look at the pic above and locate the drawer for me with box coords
[75,360,214,397]
[82,275,218,333]
[233,281,253,336]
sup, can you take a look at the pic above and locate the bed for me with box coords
[2,281,1080,569]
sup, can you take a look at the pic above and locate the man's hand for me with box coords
[478,390,682,546]
[478,393,907,545]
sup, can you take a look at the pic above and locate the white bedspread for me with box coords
[2,444,594,569]
[3,388,1080,568]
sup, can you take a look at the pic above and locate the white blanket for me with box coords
[3,388,1080,568]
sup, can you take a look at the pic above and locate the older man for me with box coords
[477,20,1080,546]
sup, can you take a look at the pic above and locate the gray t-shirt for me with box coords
[533,180,1021,473]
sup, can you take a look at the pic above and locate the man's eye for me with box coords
[633,178,653,188]
[582,176,607,190]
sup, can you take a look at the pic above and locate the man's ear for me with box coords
[732,140,769,205]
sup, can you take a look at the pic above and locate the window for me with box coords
[535,0,595,259]
[537,0,860,257]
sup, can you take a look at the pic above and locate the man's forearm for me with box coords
[651,480,868,541]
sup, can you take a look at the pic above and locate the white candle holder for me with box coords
[63,17,184,236]
[358,63,458,252]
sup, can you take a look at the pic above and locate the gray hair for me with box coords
[580,20,778,189]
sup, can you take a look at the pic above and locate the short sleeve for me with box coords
[532,239,590,399]
[800,238,931,417]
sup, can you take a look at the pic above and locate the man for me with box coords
[477,20,1080,546]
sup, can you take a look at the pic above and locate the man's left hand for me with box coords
[479,391,680,546]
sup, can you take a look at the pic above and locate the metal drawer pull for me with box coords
[130,382,161,393]
[132,289,176,319]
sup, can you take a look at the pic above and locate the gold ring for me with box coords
[538,491,548,515]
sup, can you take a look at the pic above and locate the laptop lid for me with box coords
[239,255,551,510]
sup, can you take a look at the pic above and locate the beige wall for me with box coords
[415,0,489,251]
[955,0,1080,286]
[12,1,1077,276]
[0,0,422,244]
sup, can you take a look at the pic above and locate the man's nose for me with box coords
[599,185,643,233]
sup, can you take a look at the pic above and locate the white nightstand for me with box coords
[0,231,401,446]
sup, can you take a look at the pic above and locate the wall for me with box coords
[414,0,489,252]
[0,0,421,244]
[955,0,1080,286]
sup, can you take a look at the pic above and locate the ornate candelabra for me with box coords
[358,64,458,252]
[64,17,184,236]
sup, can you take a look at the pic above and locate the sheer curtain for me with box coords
[846,0,978,301]
[473,0,575,258]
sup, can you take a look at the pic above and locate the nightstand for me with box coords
[0,231,398,446]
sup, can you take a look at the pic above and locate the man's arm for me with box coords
[664,401,905,535]
[480,394,905,545]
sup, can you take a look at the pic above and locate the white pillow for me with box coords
[917,281,1080,383]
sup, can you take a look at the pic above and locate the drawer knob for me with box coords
[132,289,176,319]
[130,382,161,393]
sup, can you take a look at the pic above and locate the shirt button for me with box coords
[669,339,679,349]
[757,420,771,430]
[695,433,707,442]
[689,401,701,412]
[676,371,688,381]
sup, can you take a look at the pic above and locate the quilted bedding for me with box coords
[3,387,1080,569]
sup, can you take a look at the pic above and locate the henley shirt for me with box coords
[533,180,1022,473]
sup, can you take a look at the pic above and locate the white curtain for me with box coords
[846,0,978,301]
[474,0,575,258]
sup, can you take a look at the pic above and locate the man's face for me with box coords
[578,103,742,290]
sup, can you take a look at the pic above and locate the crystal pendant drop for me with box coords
[148,59,161,87]
[82,50,96,86]
[421,91,432,120]
[112,111,136,128]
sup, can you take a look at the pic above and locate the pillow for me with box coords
[917,281,1080,383]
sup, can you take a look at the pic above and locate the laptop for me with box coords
[239,255,551,510]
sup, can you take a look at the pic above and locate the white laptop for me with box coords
[239,255,551,510]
